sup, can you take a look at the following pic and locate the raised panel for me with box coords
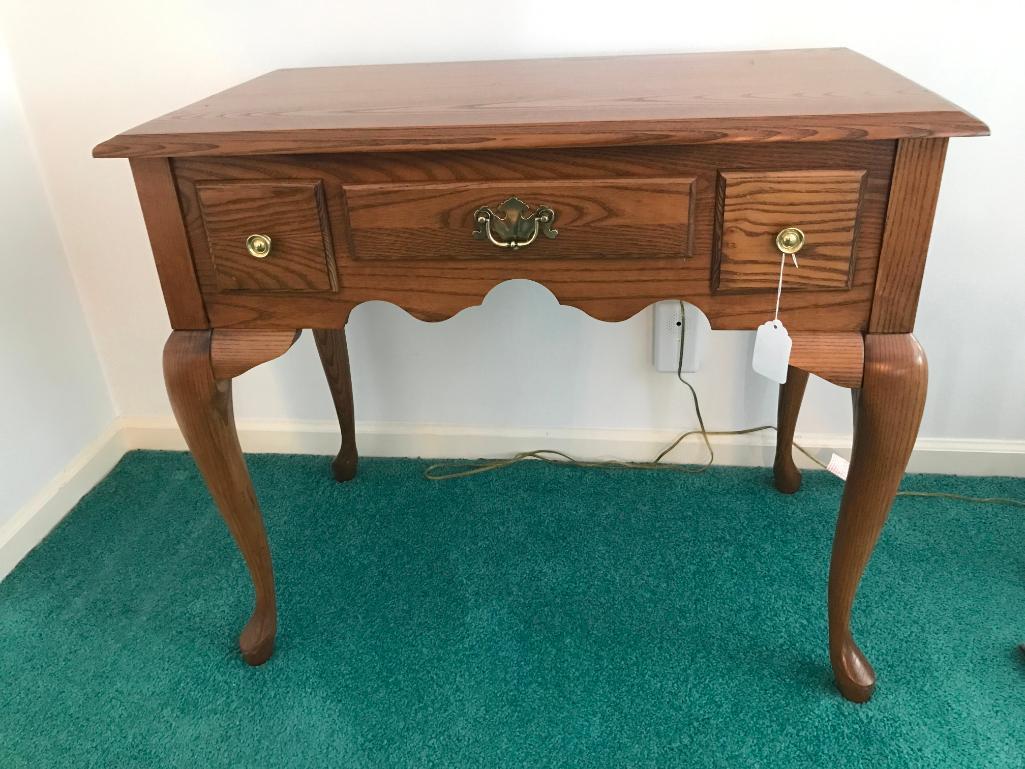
[713,169,867,292]
[343,178,696,261]
[196,180,337,292]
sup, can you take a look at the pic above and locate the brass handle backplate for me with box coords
[246,234,272,258]
[472,197,558,250]
[775,227,805,255]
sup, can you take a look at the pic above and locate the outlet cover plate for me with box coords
[653,301,709,373]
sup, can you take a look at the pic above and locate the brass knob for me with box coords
[775,227,805,255]
[246,234,272,258]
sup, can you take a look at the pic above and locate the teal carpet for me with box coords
[1,451,1023,768]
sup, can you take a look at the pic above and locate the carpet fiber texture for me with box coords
[1,450,1023,768]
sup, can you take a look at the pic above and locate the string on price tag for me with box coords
[752,247,799,384]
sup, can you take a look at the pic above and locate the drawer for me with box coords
[712,169,867,292]
[172,141,894,332]
[342,178,696,260]
[196,180,337,292]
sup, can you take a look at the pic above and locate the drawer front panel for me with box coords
[172,141,895,331]
[713,169,867,292]
[197,180,337,292]
[343,179,696,261]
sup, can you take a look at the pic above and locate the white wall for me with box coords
[1,1,1022,458]
[0,40,115,527]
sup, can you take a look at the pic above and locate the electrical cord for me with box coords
[423,303,1024,510]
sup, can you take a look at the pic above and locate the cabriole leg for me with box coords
[313,327,359,482]
[773,366,810,493]
[828,333,927,702]
[163,329,298,664]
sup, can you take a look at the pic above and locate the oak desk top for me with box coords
[94,48,987,158]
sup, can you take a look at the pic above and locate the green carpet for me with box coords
[1,451,1023,768]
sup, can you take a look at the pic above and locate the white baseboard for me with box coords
[122,416,1025,477]
[3,417,1023,582]
[0,423,127,580]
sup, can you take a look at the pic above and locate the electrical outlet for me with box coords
[652,301,710,373]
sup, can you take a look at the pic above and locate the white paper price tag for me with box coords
[826,453,850,481]
[752,320,792,384]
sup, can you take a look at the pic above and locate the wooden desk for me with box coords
[95,49,987,702]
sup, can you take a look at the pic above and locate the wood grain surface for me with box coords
[129,158,208,327]
[197,180,337,292]
[713,169,866,291]
[209,329,302,380]
[163,331,283,665]
[312,327,359,482]
[789,332,864,388]
[773,366,810,494]
[172,141,896,331]
[869,138,948,332]
[344,178,696,261]
[828,333,928,702]
[94,50,987,159]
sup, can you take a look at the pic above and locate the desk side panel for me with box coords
[869,138,948,333]
[131,158,209,329]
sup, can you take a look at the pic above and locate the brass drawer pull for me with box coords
[472,197,558,250]
[775,226,805,255]
[246,233,272,258]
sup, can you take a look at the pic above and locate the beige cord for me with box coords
[424,303,1024,510]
